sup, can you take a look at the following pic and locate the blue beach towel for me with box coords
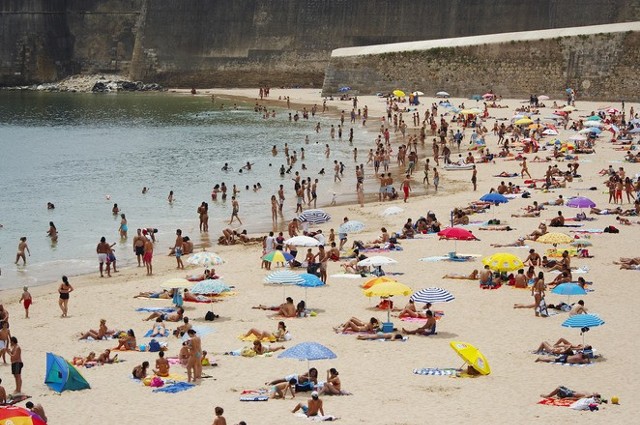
[144,329,170,338]
[152,382,196,393]
[180,325,214,342]
[413,368,457,376]
[136,307,176,313]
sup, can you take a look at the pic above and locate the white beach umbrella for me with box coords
[357,256,398,267]
[436,91,450,98]
[284,236,321,247]
[379,206,404,217]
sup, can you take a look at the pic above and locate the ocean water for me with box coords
[0,91,365,288]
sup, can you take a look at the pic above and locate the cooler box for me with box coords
[381,322,394,333]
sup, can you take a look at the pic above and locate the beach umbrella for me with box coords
[298,209,331,225]
[542,129,559,136]
[278,342,337,371]
[568,134,587,141]
[410,287,455,304]
[579,127,601,134]
[339,220,365,234]
[482,252,524,272]
[393,90,406,98]
[357,256,398,267]
[436,91,450,98]
[450,341,491,375]
[262,250,294,265]
[190,279,231,295]
[361,276,398,289]
[297,273,325,306]
[160,278,194,290]
[461,108,482,115]
[586,115,602,121]
[186,251,225,267]
[606,108,620,114]
[561,314,604,345]
[515,117,533,125]
[284,235,321,247]
[536,232,573,245]
[363,281,412,322]
[562,105,577,112]
[566,196,596,209]
[583,121,605,127]
[380,206,404,216]
[264,270,304,285]
[437,227,478,241]
[552,283,587,302]
[480,193,509,204]
[0,406,47,425]
[412,91,424,96]
[538,95,550,101]
[338,86,351,92]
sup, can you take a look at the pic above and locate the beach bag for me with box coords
[241,347,257,357]
[150,377,164,388]
[205,311,216,321]
[148,339,161,352]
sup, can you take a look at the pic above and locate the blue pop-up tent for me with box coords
[45,352,90,392]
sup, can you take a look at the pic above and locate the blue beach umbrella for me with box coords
[480,193,509,204]
[264,270,304,285]
[552,283,587,296]
[278,342,337,371]
[297,273,325,306]
[562,313,604,345]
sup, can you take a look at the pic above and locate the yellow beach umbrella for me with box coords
[361,276,398,289]
[528,123,543,130]
[536,232,573,245]
[363,281,411,323]
[450,341,491,375]
[460,108,482,115]
[514,117,533,125]
[482,252,524,272]
[393,89,406,98]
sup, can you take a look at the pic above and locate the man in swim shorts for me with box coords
[174,229,184,270]
[143,238,154,276]
[133,229,146,267]
[96,236,111,277]
[542,386,599,400]
[10,336,23,394]
[292,391,324,417]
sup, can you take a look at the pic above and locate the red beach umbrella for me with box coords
[437,227,478,241]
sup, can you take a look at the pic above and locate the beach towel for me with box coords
[413,368,457,376]
[152,382,195,393]
[537,397,574,407]
[239,334,276,342]
[136,307,176,313]
[240,390,269,401]
[294,413,339,421]
[180,325,214,341]
[144,329,170,338]
[570,229,603,234]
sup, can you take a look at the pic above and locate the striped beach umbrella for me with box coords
[190,279,231,295]
[410,287,455,304]
[562,313,604,345]
[264,270,304,285]
[298,209,331,225]
[186,251,225,267]
[262,250,294,264]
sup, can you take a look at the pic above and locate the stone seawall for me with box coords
[2,0,640,87]
[323,29,640,101]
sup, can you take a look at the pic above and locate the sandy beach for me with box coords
[2,88,639,425]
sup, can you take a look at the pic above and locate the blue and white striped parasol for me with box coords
[562,314,604,328]
[410,287,455,304]
[339,220,365,234]
[264,270,305,285]
[298,209,331,225]
[190,279,231,295]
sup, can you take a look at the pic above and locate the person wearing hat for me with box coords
[292,390,324,417]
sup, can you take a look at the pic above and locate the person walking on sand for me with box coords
[0,322,10,364]
[58,276,73,318]
[471,165,477,191]
[187,329,202,382]
[229,196,242,225]
[19,287,32,319]
[433,168,440,192]
[15,237,30,266]
[174,229,185,270]
[521,157,532,179]
[96,237,111,277]
[532,272,546,317]
[401,174,412,202]
[9,336,23,395]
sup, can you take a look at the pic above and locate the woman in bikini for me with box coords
[335,317,379,333]
[532,272,546,317]
[319,368,342,395]
[79,319,112,340]
[242,321,289,342]
[113,329,137,351]
[58,276,74,318]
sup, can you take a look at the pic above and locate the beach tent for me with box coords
[45,352,90,392]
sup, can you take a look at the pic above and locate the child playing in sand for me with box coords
[19,287,32,319]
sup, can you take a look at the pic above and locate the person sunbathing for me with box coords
[590,206,623,215]
[72,352,96,366]
[113,329,137,351]
[535,338,585,354]
[96,349,116,364]
[541,386,600,400]
[134,289,172,299]
[334,317,379,333]
[511,211,540,218]
[549,271,571,287]
[267,368,319,388]
[442,269,479,280]
[402,311,437,335]
[569,300,588,316]
[186,269,214,281]
[149,317,166,337]
[252,340,285,355]
[143,307,184,322]
[527,223,548,240]
[491,238,526,248]
[79,319,114,340]
[479,225,513,230]
[396,300,429,318]
[357,333,406,341]
[243,321,289,342]
[535,352,590,364]
[253,297,297,317]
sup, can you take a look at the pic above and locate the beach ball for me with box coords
[106,194,111,200]
[611,396,619,404]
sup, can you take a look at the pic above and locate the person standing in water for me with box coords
[229,196,242,225]
[47,222,58,243]
[96,237,111,277]
[119,214,128,239]
[15,237,30,266]
[133,229,146,267]
[168,190,174,204]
